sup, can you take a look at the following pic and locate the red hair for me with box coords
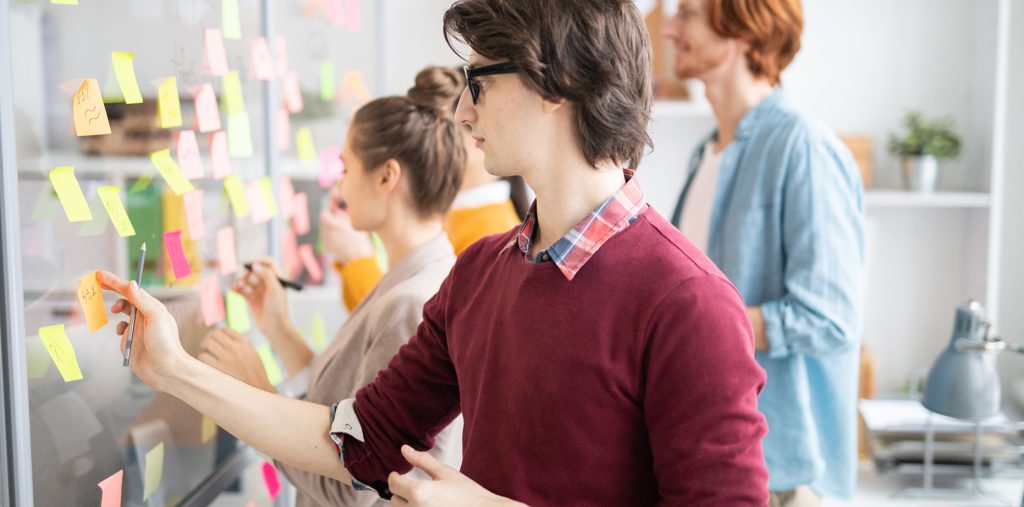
[707,0,803,85]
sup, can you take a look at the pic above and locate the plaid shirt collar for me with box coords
[510,171,647,281]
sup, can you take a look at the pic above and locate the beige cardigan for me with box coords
[278,234,463,507]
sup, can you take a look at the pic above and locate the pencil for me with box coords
[123,242,146,367]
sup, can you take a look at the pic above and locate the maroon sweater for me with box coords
[342,207,769,505]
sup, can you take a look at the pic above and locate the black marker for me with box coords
[243,262,304,291]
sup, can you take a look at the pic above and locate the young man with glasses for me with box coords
[98,1,769,504]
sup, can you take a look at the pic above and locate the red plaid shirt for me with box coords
[510,172,647,281]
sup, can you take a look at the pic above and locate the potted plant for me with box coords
[888,111,962,192]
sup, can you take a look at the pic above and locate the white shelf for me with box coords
[864,190,991,209]
[652,99,713,118]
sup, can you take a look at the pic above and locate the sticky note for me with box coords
[203,29,229,76]
[319,145,343,188]
[261,461,281,500]
[343,70,372,103]
[111,52,143,104]
[143,443,164,500]
[98,469,123,507]
[247,180,271,225]
[49,166,93,222]
[250,37,274,81]
[222,71,245,114]
[255,344,283,386]
[277,107,290,152]
[226,290,251,332]
[78,271,107,334]
[201,417,218,443]
[299,244,322,283]
[223,175,250,217]
[217,227,238,275]
[345,0,361,31]
[259,177,278,218]
[157,77,183,129]
[164,231,192,280]
[283,71,303,113]
[176,130,204,179]
[320,62,335,102]
[193,83,222,133]
[325,0,343,25]
[183,190,205,240]
[226,111,254,158]
[274,36,288,78]
[279,176,295,218]
[208,131,232,179]
[52,0,79,5]
[292,192,310,235]
[72,79,112,136]
[27,338,52,380]
[222,0,242,40]
[150,149,195,195]
[200,274,226,326]
[296,127,316,162]
[97,186,136,237]
[282,228,301,277]
[130,172,154,194]
[39,324,83,382]
[310,313,327,350]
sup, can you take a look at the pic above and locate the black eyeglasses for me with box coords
[462,62,519,105]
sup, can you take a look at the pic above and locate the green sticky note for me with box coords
[49,166,93,222]
[320,62,335,102]
[222,0,242,40]
[143,442,164,500]
[295,127,316,162]
[310,314,327,351]
[112,52,143,104]
[225,290,251,332]
[221,71,245,114]
[130,172,155,193]
[226,111,253,158]
[256,344,284,386]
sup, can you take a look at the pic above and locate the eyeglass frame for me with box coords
[462,62,520,105]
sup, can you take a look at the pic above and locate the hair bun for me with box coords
[406,66,464,116]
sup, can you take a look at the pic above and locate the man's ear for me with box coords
[377,159,402,195]
[542,97,568,114]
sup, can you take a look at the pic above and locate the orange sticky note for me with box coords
[292,192,310,235]
[208,131,232,179]
[247,180,271,224]
[49,166,93,222]
[250,37,274,81]
[343,70,372,103]
[158,77,183,129]
[299,244,322,283]
[112,52,143,104]
[39,324,83,382]
[223,175,250,217]
[203,29,229,76]
[150,149,195,195]
[217,227,238,275]
[277,107,290,152]
[295,127,316,162]
[193,83,222,133]
[77,271,107,333]
[176,130,204,179]
[97,186,136,237]
[283,71,303,113]
[98,469,123,507]
[183,189,205,240]
[200,274,226,326]
[164,230,192,280]
[72,79,112,136]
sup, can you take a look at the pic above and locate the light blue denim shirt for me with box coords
[671,89,864,499]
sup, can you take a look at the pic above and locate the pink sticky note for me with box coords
[292,192,310,235]
[319,145,343,188]
[279,176,295,219]
[277,107,290,152]
[298,244,322,283]
[164,230,192,280]
[261,461,281,500]
[217,227,238,275]
[98,469,123,507]
[282,227,301,277]
[200,274,226,326]
[204,29,229,76]
[183,190,205,241]
[193,84,222,133]
[283,71,303,114]
[274,36,288,78]
[176,131,204,179]
[248,180,272,224]
[325,0,343,25]
[209,131,232,179]
[250,37,274,81]
[344,0,361,31]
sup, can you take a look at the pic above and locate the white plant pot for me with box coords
[901,155,940,193]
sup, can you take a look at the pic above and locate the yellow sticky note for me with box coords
[256,344,283,386]
[222,0,242,40]
[158,77,182,129]
[226,111,253,158]
[143,442,164,500]
[310,313,327,351]
[49,166,93,222]
[202,417,218,444]
[97,186,135,237]
[258,177,278,217]
[225,290,251,332]
[221,71,245,114]
[295,127,316,162]
[320,62,335,101]
[149,149,194,195]
[51,0,79,4]
[38,324,83,382]
[27,338,52,380]
[223,176,250,217]
[112,52,143,104]
[72,79,112,136]
[78,271,107,334]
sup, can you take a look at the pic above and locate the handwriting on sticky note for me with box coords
[78,271,107,334]
[283,71,304,114]
[49,166,93,222]
[217,227,238,275]
[150,149,195,195]
[158,77,183,129]
[73,79,111,136]
[97,186,136,237]
[296,127,316,162]
[143,442,164,501]
[39,324,83,382]
[292,192,310,235]
[200,274,226,326]
[183,190,205,241]
[311,313,327,350]
[202,416,218,444]
[320,62,335,101]
[203,29,229,76]
[98,469,123,507]
[112,52,143,104]
[223,175,250,218]
[176,130,204,179]
[226,111,254,158]
[222,71,245,114]
[262,461,282,500]
[222,0,242,39]
[193,83,222,133]
[277,107,290,152]
[319,145,343,188]
[164,230,192,280]
[299,244,322,283]
[226,290,251,332]
[250,37,274,81]
[255,344,283,386]
[209,131,232,179]
[247,180,271,225]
